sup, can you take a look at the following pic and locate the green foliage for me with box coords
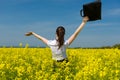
[113,44,120,49]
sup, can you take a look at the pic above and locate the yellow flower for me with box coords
[0,63,5,69]
[99,71,106,77]
[27,66,32,73]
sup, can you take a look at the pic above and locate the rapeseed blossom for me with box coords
[0,48,120,80]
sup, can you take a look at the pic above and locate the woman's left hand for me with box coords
[25,32,33,36]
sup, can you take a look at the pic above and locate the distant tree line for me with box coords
[99,44,120,49]
[0,43,120,49]
[71,44,120,49]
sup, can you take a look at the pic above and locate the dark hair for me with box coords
[56,26,65,49]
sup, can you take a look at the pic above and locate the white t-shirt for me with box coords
[47,39,69,60]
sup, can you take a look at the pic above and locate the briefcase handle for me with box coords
[80,9,84,17]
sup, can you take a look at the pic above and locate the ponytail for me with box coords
[56,26,65,49]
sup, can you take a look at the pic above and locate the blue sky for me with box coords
[0,0,120,47]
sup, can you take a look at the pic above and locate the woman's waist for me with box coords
[52,54,67,61]
[53,57,68,62]
[52,52,66,57]
[52,56,67,60]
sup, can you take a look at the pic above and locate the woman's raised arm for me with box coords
[25,32,48,45]
[67,16,89,45]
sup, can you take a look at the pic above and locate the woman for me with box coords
[25,16,89,62]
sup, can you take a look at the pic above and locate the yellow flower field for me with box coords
[0,48,120,80]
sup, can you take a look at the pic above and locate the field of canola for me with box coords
[0,48,120,80]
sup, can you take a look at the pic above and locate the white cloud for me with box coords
[0,0,36,5]
[108,8,120,16]
[88,22,120,27]
[26,21,56,31]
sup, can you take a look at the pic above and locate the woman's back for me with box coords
[47,39,69,60]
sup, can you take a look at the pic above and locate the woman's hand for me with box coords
[25,32,48,44]
[83,16,89,22]
[25,32,33,36]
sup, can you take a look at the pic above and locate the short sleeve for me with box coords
[47,40,56,47]
[47,40,52,46]
[64,40,69,47]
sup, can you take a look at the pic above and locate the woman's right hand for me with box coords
[83,16,89,22]
[25,32,33,36]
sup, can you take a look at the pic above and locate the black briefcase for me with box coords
[80,1,102,21]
